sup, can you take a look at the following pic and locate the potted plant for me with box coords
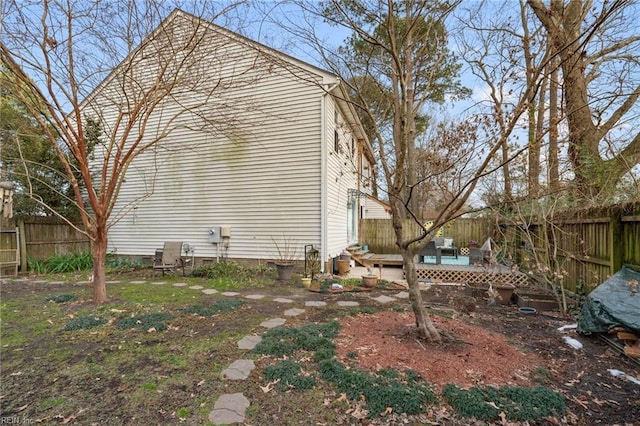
[361,267,378,288]
[301,275,312,288]
[272,235,298,281]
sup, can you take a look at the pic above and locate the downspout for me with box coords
[321,79,340,272]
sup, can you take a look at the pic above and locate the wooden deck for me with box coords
[348,249,528,286]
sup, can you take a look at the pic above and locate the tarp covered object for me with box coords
[577,266,640,335]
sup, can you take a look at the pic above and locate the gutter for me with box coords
[320,78,340,272]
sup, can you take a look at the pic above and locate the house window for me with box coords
[351,138,355,158]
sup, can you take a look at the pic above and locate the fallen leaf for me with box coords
[62,414,76,424]
[260,379,280,393]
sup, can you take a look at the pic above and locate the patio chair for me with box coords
[439,237,458,259]
[153,242,185,276]
[419,241,441,264]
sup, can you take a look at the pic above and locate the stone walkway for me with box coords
[205,287,410,425]
[5,276,409,425]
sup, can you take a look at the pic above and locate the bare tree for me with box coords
[271,0,535,342]
[1,1,255,303]
[528,0,640,201]
[456,1,552,207]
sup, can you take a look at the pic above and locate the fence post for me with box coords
[16,218,27,272]
[609,208,624,274]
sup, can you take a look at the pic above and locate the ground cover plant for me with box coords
[442,384,566,421]
[0,267,638,424]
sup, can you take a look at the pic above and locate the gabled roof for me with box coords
[81,8,374,160]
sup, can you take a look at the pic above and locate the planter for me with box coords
[337,259,350,276]
[301,277,311,288]
[361,275,378,288]
[275,263,295,281]
[515,291,560,311]
[494,283,515,305]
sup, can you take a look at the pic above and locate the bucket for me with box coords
[337,259,350,275]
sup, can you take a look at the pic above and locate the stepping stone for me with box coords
[305,301,327,307]
[202,289,218,295]
[337,301,360,307]
[106,280,121,284]
[152,281,166,285]
[172,283,187,287]
[209,393,250,425]
[189,285,203,290]
[273,298,294,304]
[371,295,396,304]
[237,335,262,350]
[393,291,410,299]
[284,308,305,317]
[222,291,240,296]
[245,294,265,300]
[222,359,255,380]
[129,280,146,284]
[260,318,286,328]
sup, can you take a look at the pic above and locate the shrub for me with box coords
[319,360,436,417]
[253,322,339,358]
[191,261,247,279]
[115,312,175,331]
[63,315,106,331]
[442,384,566,421]
[107,255,144,272]
[264,360,316,391]
[46,294,77,303]
[31,252,93,273]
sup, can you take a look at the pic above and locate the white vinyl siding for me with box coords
[363,197,392,219]
[325,97,360,259]
[96,15,328,261]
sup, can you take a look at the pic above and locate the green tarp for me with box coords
[577,266,640,335]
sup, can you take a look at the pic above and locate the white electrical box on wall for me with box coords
[208,226,222,243]
[221,226,231,238]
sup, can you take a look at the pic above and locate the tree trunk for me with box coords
[403,250,441,342]
[90,226,108,304]
[548,55,560,191]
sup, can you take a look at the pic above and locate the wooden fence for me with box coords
[0,216,90,273]
[360,203,640,293]
[359,217,494,254]
[501,204,640,293]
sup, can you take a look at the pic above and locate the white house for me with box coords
[361,194,392,219]
[85,9,378,271]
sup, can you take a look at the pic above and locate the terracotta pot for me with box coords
[361,275,378,288]
[275,263,295,281]
[495,283,515,305]
[337,259,350,275]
